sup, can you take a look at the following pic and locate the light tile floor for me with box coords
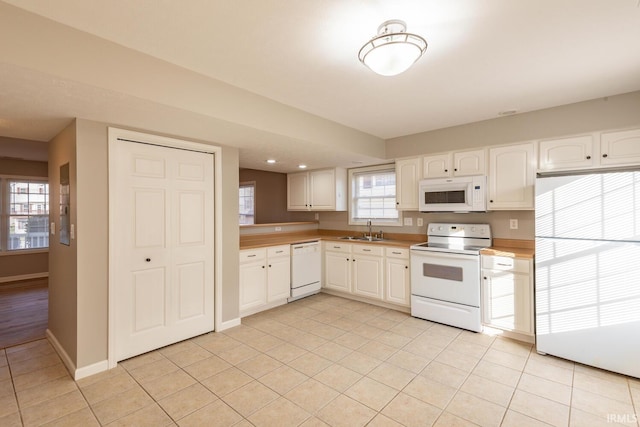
[1,293,639,426]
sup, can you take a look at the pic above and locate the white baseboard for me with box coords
[216,317,241,332]
[75,360,109,380]
[47,329,109,380]
[46,329,76,378]
[0,272,48,284]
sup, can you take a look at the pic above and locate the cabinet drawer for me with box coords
[267,245,290,258]
[385,247,409,259]
[240,248,266,263]
[482,255,530,273]
[324,242,351,253]
[352,244,383,257]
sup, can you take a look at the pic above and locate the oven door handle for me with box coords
[410,250,477,262]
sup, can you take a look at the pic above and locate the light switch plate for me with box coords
[70,224,75,239]
[510,219,518,229]
[50,222,55,235]
[404,217,413,226]
[417,218,424,227]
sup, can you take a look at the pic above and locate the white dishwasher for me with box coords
[289,241,321,301]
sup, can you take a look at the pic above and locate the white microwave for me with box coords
[418,175,487,212]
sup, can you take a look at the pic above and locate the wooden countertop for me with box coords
[481,238,535,259]
[240,231,535,258]
[240,230,422,250]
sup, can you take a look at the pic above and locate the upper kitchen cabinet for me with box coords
[538,135,596,171]
[488,143,535,210]
[538,128,640,172]
[287,167,347,211]
[395,157,422,210]
[423,149,486,178]
[600,128,640,166]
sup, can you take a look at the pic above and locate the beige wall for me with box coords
[386,91,640,159]
[0,157,49,282]
[48,120,78,364]
[75,120,108,368]
[239,168,315,224]
[221,147,240,323]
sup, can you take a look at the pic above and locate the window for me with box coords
[239,182,255,225]
[2,178,49,251]
[349,165,401,226]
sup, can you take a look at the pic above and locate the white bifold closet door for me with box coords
[112,139,214,361]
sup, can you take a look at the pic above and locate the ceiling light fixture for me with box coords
[358,20,427,77]
[266,159,277,164]
[298,164,307,169]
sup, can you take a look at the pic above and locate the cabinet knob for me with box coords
[262,265,265,269]
[405,266,408,269]
[602,153,608,158]
[268,264,272,267]
[396,202,399,205]
[146,258,151,262]
[444,169,448,172]
[454,168,458,171]
[489,200,494,203]
[483,276,487,280]
[586,155,591,160]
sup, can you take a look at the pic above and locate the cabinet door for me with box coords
[324,251,351,292]
[287,172,309,210]
[239,261,267,311]
[385,257,410,306]
[267,255,290,302]
[538,135,595,171]
[600,129,640,166]
[309,169,336,210]
[395,157,422,210]
[453,149,486,176]
[488,143,535,210]
[482,269,533,335]
[423,154,451,178]
[352,255,383,300]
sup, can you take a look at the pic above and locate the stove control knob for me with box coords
[438,226,443,231]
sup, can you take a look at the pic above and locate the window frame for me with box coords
[239,181,256,226]
[0,175,50,254]
[348,164,402,227]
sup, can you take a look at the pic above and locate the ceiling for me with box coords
[1,0,640,171]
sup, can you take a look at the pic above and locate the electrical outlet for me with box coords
[315,213,319,220]
[510,219,518,230]
[275,226,282,231]
[417,218,424,227]
[404,217,413,226]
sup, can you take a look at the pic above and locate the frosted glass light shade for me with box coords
[358,20,427,77]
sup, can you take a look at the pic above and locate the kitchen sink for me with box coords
[339,236,385,242]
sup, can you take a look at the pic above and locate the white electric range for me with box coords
[410,223,491,332]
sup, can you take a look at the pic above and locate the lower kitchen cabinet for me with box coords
[323,242,352,293]
[385,247,410,307]
[239,245,290,315]
[481,254,534,337]
[352,245,384,300]
[323,241,409,308]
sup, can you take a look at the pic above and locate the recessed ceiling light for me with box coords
[498,110,518,116]
[266,159,276,164]
[298,164,307,169]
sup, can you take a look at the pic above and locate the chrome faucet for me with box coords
[367,219,372,240]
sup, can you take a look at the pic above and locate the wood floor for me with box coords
[0,278,48,349]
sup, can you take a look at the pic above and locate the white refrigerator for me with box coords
[535,171,640,378]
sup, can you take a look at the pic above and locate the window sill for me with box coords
[0,249,49,257]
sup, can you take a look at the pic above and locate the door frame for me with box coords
[107,127,222,369]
